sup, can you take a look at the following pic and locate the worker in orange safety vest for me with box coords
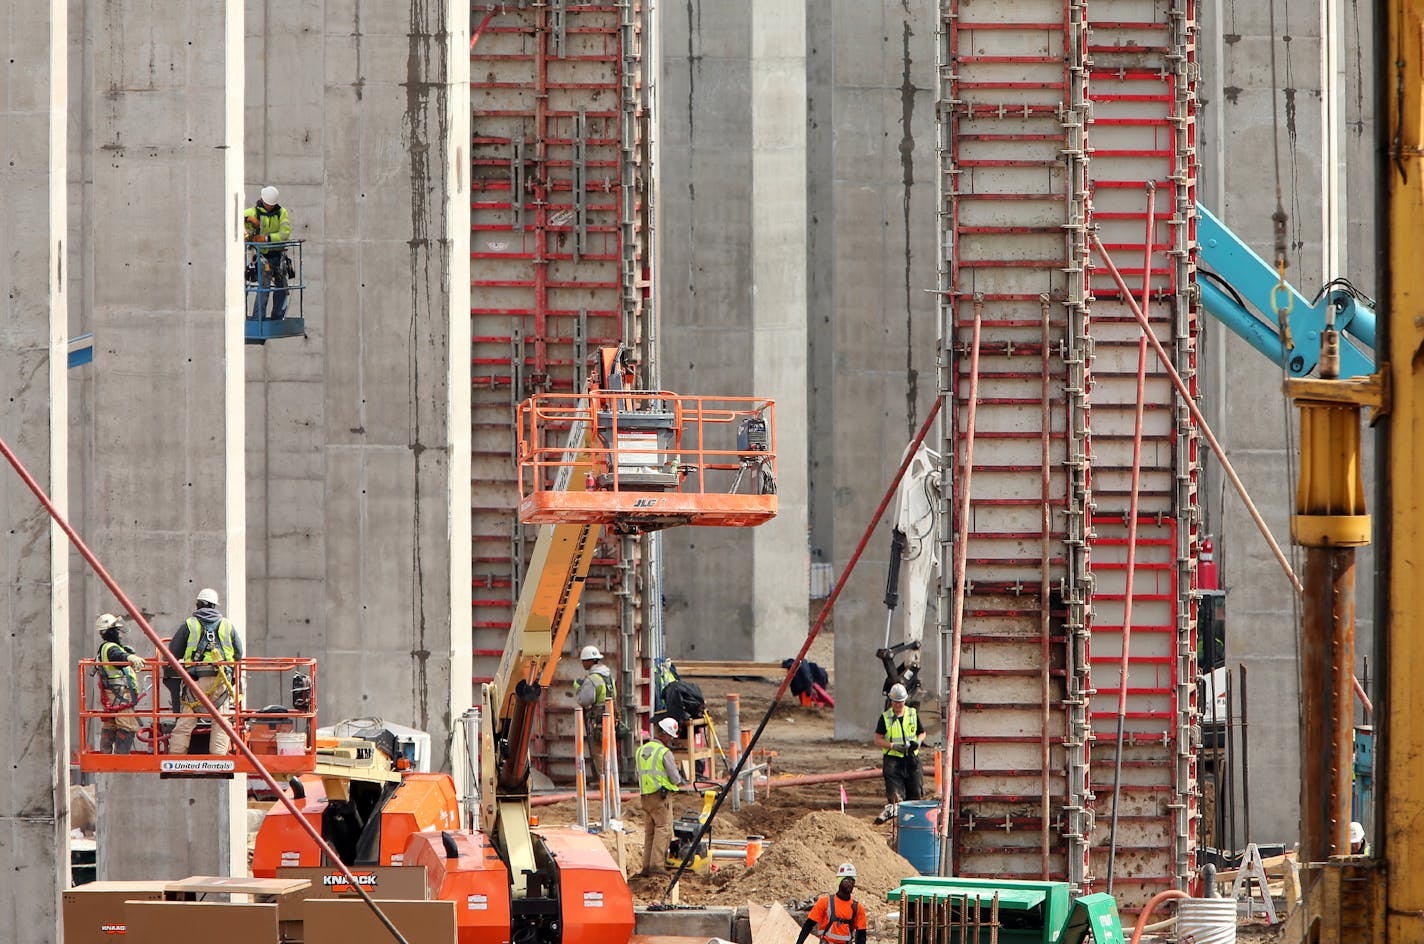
[795,863,868,944]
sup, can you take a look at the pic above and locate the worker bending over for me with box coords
[873,683,923,824]
[636,716,688,877]
[166,588,244,755]
[94,613,146,754]
[796,863,868,944]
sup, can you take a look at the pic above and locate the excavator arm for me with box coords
[1197,203,1376,378]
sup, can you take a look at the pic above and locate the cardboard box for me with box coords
[302,898,456,944]
[62,881,168,944]
[276,865,430,914]
[163,874,313,940]
[164,875,312,903]
[125,901,279,943]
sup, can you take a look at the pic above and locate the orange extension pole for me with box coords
[0,434,411,944]
[939,297,982,875]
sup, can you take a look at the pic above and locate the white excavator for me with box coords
[878,442,942,707]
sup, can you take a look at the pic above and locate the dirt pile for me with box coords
[710,810,920,917]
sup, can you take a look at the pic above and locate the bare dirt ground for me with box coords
[537,619,931,941]
[535,618,1275,944]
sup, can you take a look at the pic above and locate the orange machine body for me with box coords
[404,829,512,943]
[378,773,461,865]
[251,772,459,878]
[403,826,633,944]
[251,775,329,876]
[540,827,635,944]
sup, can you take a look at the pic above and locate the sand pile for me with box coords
[710,810,920,917]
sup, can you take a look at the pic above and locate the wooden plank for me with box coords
[747,901,769,940]
[1213,850,1297,885]
[677,660,785,679]
[755,901,805,944]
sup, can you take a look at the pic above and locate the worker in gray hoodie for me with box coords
[166,587,244,755]
[574,644,619,769]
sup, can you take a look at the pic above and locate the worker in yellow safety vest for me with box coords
[244,185,293,320]
[873,683,923,824]
[165,587,244,756]
[635,716,688,877]
[796,863,868,944]
[95,613,146,754]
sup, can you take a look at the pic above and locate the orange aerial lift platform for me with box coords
[76,657,318,776]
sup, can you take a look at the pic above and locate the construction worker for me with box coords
[166,588,244,755]
[873,682,923,824]
[574,644,619,769]
[94,613,146,754]
[244,185,293,321]
[636,716,687,877]
[795,863,868,944]
[1350,821,1371,856]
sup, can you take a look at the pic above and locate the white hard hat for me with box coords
[657,717,680,738]
[1350,821,1365,845]
[836,862,858,880]
[94,613,122,634]
[888,683,909,702]
[196,587,220,607]
[580,644,603,661]
[260,185,279,204]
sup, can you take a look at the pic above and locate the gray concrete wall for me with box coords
[0,1,71,934]
[242,0,472,769]
[74,0,248,878]
[812,1,941,739]
[660,0,810,663]
[1198,0,1379,845]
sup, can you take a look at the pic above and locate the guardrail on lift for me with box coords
[516,391,778,531]
[245,238,306,344]
[77,657,318,775]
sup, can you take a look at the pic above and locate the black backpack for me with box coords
[662,679,706,726]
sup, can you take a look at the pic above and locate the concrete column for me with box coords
[247,0,471,769]
[0,0,71,934]
[747,0,810,661]
[816,2,940,739]
[660,0,809,663]
[85,0,247,878]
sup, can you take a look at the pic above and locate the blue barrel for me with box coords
[895,801,941,875]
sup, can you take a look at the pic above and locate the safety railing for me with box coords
[244,238,306,343]
[516,391,778,530]
[77,657,318,775]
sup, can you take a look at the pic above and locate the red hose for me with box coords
[1129,890,1190,944]
[531,766,883,807]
